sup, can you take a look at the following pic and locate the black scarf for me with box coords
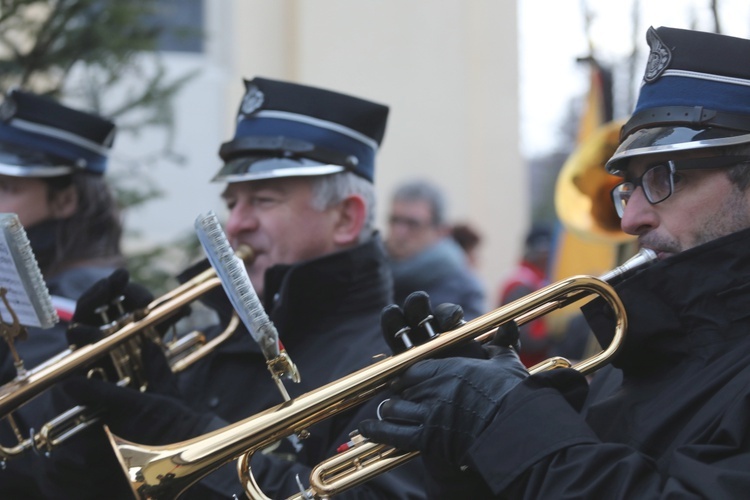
[25,219,60,275]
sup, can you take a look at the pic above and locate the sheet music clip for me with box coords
[0,213,58,379]
[195,211,300,404]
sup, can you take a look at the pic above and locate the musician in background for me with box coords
[51,78,426,498]
[361,27,750,497]
[0,90,123,497]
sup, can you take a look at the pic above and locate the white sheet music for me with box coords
[194,211,280,360]
[0,213,57,329]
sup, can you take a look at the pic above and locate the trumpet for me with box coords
[107,248,656,500]
[0,246,254,460]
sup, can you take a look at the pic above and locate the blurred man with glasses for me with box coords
[385,179,485,319]
[360,26,750,498]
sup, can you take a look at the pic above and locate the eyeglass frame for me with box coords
[610,155,750,218]
[387,214,437,231]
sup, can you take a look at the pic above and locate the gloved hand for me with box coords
[381,291,486,358]
[68,268,190,342]
[70,269,153,329]
[66,269,187,397]
[57,377,215,445]
[40,377,218,499]
[491,320,522,352]
[359,345,528,466]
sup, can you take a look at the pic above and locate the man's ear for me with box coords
[332,194,367,246]
[50,185,78,219]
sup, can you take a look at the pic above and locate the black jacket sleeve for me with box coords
[462,370,750,499]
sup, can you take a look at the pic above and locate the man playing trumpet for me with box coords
[43,78,426,498]
[361,26,750,498]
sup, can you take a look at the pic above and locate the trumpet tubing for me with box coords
[281,442,415,499]
[0,276,220,418]
[108,269,638,500]
[168,315,240,373]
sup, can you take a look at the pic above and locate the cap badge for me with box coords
[240,84,264,118]
[644,27,672,83]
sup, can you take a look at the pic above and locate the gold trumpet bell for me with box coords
[555,119,633,243]
[105,428,187,498]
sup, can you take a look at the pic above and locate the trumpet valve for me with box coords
[394,327,413,350]
[381,305,413,351]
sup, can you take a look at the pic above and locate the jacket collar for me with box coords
[583,226,750,375]
[179,233,392,351]
[263,233,392,339]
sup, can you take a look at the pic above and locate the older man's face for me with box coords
[386,199,444,261]
[618,151,750,260]
[222,177,341,296]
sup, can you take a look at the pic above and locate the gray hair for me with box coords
[391,180,447,226]
[308,172,376,243]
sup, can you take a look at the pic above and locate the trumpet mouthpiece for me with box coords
[599,248,657,283]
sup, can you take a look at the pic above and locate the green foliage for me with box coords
[109,171,165,208]
[125,244,178,295]
[0,0,199,145]
[126,231,204,294]
[0,0,203,288]
[0,0,158,95]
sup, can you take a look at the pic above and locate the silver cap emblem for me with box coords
[240,84,265,118]
[644,27,672,83]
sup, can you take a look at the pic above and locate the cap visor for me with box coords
[606,127,750,175]
[0,143,73,177]
[212,156,344,183]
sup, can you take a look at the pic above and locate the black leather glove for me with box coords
[491,320,522,352]
[359,346,528,467]
[66,269,187,397]
[39,377,218,499]
[58,377,215,445]
[381,291,486,358]
[70,269,153,328]
[68,268,190,342]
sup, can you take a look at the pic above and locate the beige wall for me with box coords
[228,1,526,299]
[122,1,525,303]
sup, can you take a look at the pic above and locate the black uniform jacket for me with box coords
[462,227,750,498]
[0,266,115,498]
[177,235,426,499]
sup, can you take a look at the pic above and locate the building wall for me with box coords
[119,0,525,303]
